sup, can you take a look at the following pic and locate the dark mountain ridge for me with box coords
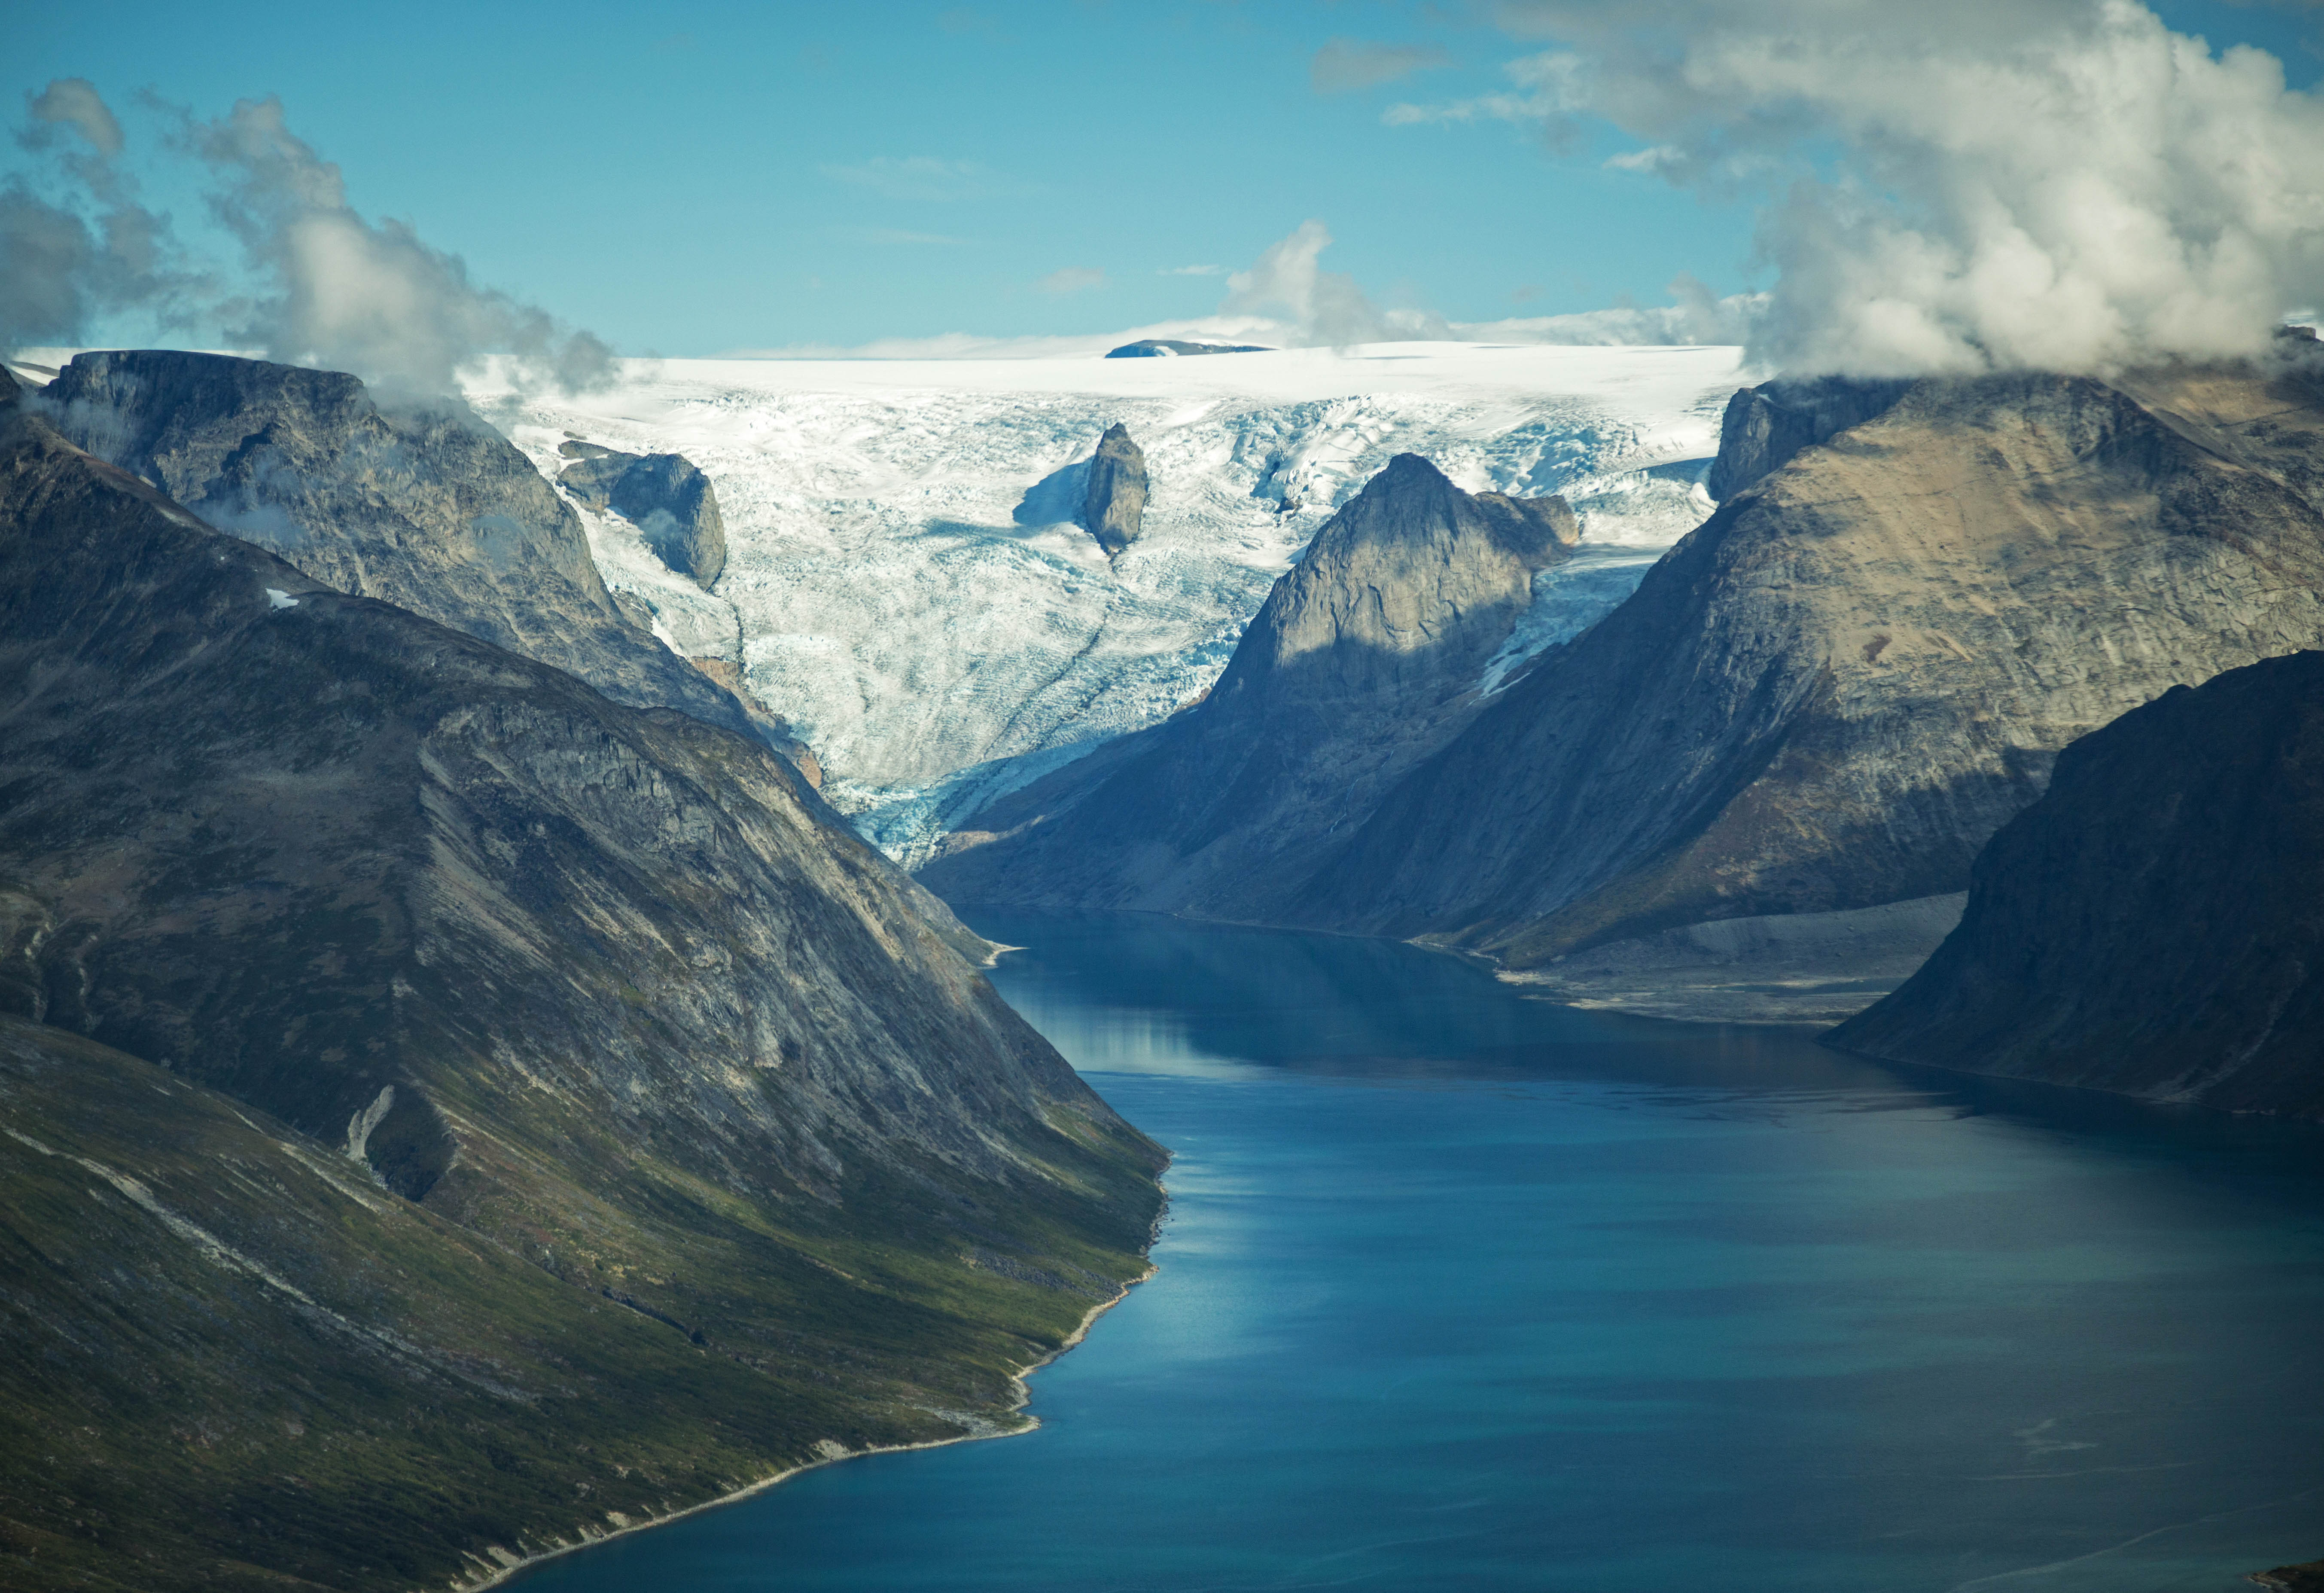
[0,361,1164,1590]
[1829,649,2324,1118]
[1280,359,2324,968]
[34,350,770,754]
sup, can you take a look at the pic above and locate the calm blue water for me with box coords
[515,913,2324,1593]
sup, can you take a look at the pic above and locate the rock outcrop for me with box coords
[1081,423,1148,557]
[0,376,1164,1590]
[1828,651,2324,1118]
[919,455,1578,913]
[1274,362,2324,974]
[1703,374,1910,499]
[34,351,766,748]
[1104,339,1272,358]
[558,439,728,587]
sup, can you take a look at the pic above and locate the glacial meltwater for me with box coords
[512,914,2324,1593]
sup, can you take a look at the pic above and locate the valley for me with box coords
[9,329,2324,1592]
[13,7,2324,1590]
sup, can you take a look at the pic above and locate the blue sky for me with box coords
[12,0,2323,356]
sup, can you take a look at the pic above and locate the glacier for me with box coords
[473,342,1745,861]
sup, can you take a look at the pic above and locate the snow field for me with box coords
[480,342,1745,858]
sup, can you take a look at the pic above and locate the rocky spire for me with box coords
[1081,423,1148,557]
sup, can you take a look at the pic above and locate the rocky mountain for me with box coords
[0,365,1165,1591]
[1082,422,1148,557]
[1267,358,2324,987]
[1103,339,1272,358]
[34,351,768,753]
[558,439,728,587]
[1828,650,2324,1118]
[919,455,1578,914]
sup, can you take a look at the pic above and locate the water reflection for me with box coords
[971,909,2324,1168]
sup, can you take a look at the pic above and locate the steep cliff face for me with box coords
[1703,375,1910,499]
[35,351,765,748]
[919,455,1577,913]
[1081,422,1148,557]
[1284,362,2324,968]
[559,439,728,586]
[0,390,1164,1589]
[1828,651,2324,1118]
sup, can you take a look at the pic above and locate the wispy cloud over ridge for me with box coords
[3,81,613,396]
[1222,220,1448,346]
[186,95,612,394]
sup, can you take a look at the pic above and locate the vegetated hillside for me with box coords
[1829,650,2324,1118]
[918,455,1578,916]
[0,367,1165,1593]
[35,350,779,758]
[1279,355,2324,969]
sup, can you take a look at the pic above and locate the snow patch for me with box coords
[344,1085,394,1166]
[265,588,299,609]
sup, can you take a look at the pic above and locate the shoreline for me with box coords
[455,1198,1167,1592]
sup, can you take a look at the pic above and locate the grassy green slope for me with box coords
[0,1013,1157,1593]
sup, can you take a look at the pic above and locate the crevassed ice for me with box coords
[481,343,1743,861]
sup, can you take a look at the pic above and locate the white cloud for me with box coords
[189,95,613,395]
[1456,277,1764,345]
[1039,267,1106,294]
[1383,51,1577,126]
[1221,220,1449,347]
[1412,1,2324,375]
[26,78,123,158]
[4,79,196,351]
[1603,145,1681,174]
[1160,264,1227,276]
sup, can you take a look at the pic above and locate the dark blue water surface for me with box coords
[515,913,2324,1593]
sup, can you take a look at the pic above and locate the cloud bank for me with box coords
[1397,0,2324,375]
[3,82,612,395]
